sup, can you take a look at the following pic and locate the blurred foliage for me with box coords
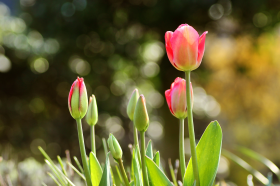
[1,0,280,185]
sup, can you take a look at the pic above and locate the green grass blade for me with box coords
[47,172,62,186]
[116,165,123,184]
[57,156,67,176]
[39,146,68,185]
[238,147,280,181]
[267,172,272,186]
[168,159,178,186]
[133,148,143,186]
[45,160,67,186]
[73,156,84,174]
[41,182,48,186]
[222,149,268,185]
[67,162,86,180]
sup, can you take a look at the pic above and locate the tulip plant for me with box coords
[39,24,222,186]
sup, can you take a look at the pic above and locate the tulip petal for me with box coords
[165,89,173,115]
[165,31,174,64]
[171,78,187,118]
[197,31,208,65]
[171,25,199,71]
[177,24,189,29]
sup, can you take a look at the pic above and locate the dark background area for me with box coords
[1,0,280,185]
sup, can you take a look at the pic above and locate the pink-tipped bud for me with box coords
[68,77,88,119]
[133,95,149,132]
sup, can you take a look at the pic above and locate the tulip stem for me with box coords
[117,158,130,186]
[140,131,149,186]
[185,71,200,186]
[133,125,141,166]
[179,118,186,178]
[90,125,96,154]
[76,119,92,186]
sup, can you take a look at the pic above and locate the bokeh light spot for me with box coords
[0,54,11,73]
[253,13,268,28]
[147,121,163,140]
[29,98,45,113]
[209,4,224,20]
[142,62,160,78]
[61,2,76,17]
[30,138,46,155]
[31,58,49,74]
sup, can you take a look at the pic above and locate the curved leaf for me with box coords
[90,152,103,186]
[145,156,173,186]
[184,121,222,186]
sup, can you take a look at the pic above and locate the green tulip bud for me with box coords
[127,89,139,121]
[133,95,149,132]
[86,95,98,126]
[68,77,88,119]
[107,134,123,159]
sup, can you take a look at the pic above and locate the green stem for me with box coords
[90,125,96,154]
[76,119,92,186]
[134,124,141,166]
[140,131,149,186]
[179,119,186,178]
[185,71,200,186]
[117,158,130,186]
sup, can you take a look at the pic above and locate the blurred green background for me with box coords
[1,0,280,185]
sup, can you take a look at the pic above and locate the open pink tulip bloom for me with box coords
[165,24,208,71]
[165,77,193,119]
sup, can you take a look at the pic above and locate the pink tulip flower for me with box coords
[165,24,208,71]
[165,77,193,119]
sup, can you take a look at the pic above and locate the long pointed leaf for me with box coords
[184,121,222,186]
[145,156,173,186]
[146,140,153,159]
[99,152,112,186]
[238,147,280,181]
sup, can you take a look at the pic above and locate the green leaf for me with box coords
[67,162,86,180]
[222,149,268,185]
[184,121,223,186]
[90,152,103,186]
[146,140,153,159]
[99,152,112,186]
[145,156,173,186]
[153,151,160,167]
[133,148,143,186]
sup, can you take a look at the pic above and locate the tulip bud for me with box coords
[165,77,193,119]
[68,77,88,120]
[133,95,149,132]
[127,89,139,121]
[86,95,98,126]
[107,134,123,159]
[165,24,208,71]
